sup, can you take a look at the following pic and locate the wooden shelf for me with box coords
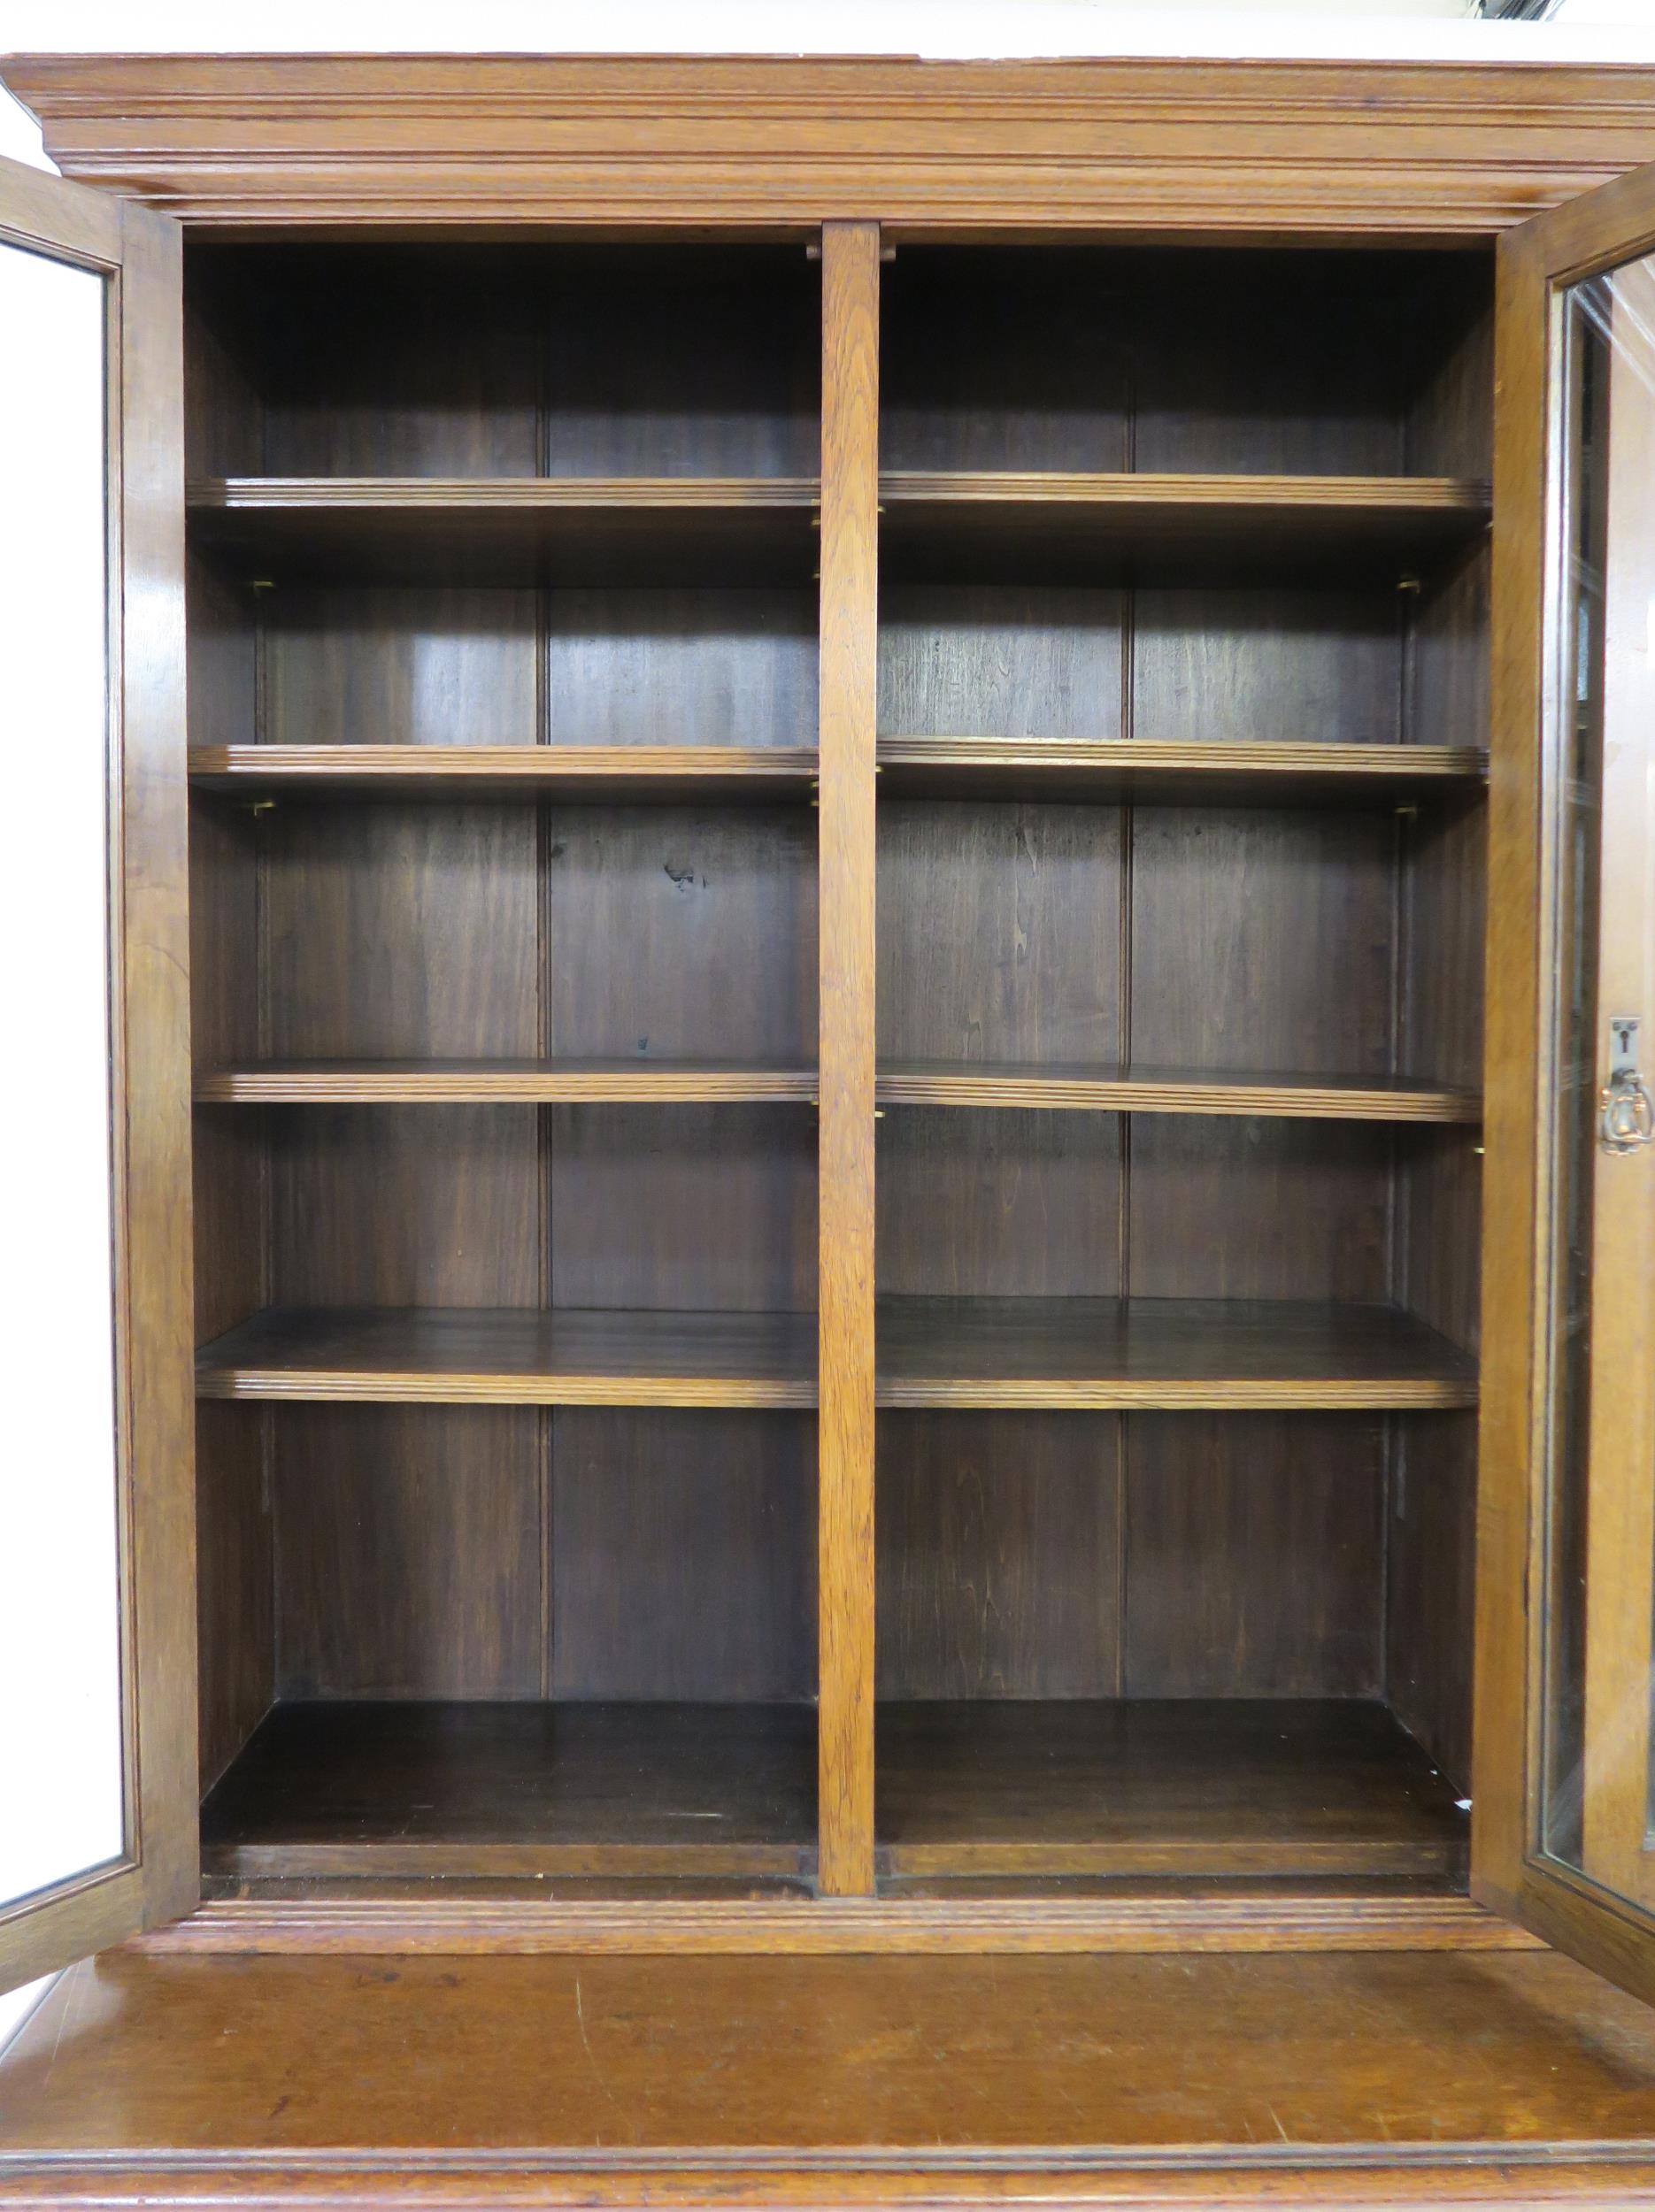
[196,1306,817,1408]
[186,472,1490,588]
[200,1701,817,1881]
[189,746,820,803]
[194,1059,817,1104]
[196,1299,1474,1411]
[879,472,1490,583]
[196,1697,1463,1886]
[875,738,1488,807]
[187,476,821,586]
[877,1063,1480,1124]
[875,1296,1477,1409]
[876,1700,1468,1880]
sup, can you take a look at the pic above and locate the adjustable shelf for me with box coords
[189,746,820,804]
[196,1306,818,1409]
[201,1701,818,1882]
[876,1700,1468,1882]
[196,1300,1475,1412]
[194,1060,817,1104]
[877,1064,1480,1124]
[879,472,1490,582]
[874,738,1489,808]
[875,1297,1478,1410]
[187,476,821,586]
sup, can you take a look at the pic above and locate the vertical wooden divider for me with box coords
[817,219,881,1897]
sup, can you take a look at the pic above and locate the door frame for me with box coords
[1474,154,1655,2003]
[0,153,196,1995]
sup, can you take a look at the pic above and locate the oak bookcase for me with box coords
[12,57,1655,2201]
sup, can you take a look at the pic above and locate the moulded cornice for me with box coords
[4,53,1655,233]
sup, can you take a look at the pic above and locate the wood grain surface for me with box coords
[197,1307,817,1407]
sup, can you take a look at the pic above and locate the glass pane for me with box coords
[0,239,125,1909]
[1541,248,1655,1903]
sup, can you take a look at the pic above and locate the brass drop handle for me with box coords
[1601,1016,1655,1156]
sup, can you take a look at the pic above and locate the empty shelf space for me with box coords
[196,1306,818,1407]
[877,1064,1480,1123]
[188,477,821,586]
[875,1700,1468,1881]
[189,746,820,803]
[874,738,1488,807]
[194,1059,817,1104]
[879,472,1489,583]
[200,1701,818,1880]
[875,1297,1478,1409]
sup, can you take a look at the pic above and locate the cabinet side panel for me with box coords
[184,247,263,477]
[186,549,270,1794]
[194,1403,273,1792]
[1388,1408,1478,1795]
[1404,265,1495,480]
[1389,275,1489,1786]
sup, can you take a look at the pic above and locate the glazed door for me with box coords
[0,154,196,1994]
[1479,157,1655,2000]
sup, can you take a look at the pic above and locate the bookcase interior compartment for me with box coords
[881,245,1492,479]
[186,242,822,480]
[196,1402,819,1883]
[185,231,1491,1905]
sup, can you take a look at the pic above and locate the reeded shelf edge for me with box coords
[876,1295,1478,1410]
[877,1062,1482,1123]
[197,1374,817,1408]
[196,1307,819,1409]
[194,1298,1474,1412]
[194,1060,819,1104]
[879,470,1490,511]
[189,474,822,511]
[189,744,820,799]
[204,1843,813,1880]
[876,736,1489,779]
[136,1893,1538,1957]
[185,472,1489,517]
[875,1379,1479,1409]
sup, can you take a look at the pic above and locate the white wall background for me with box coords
[4,0,1655,64]
[1,0,1652,2073]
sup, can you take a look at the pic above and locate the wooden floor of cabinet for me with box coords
[7,1947,1655,2199]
